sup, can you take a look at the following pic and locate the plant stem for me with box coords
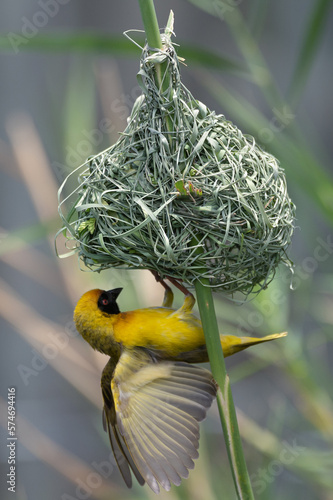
[195,279,255,500]
[137,0,174,140]
[137,2,254,497]
[138,0,162,50]
[137,0,167,94]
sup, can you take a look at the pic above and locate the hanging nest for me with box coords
[57,31,295,296]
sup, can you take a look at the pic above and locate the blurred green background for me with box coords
[0,1,333,499]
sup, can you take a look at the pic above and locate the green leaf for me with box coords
[175,180,188,195]
[248,0,270,40]
[78,218,96,235]
[288,0,333,106]
[184,0,222,17]
[62,56,96,163]
[0,32,247,77]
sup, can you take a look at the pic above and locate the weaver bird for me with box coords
[74,279,286,493]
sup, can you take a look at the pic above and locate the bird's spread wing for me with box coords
[101,358,145,489]
[107,349,217,493]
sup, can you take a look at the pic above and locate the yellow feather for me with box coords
[74,288,287,493]
[74,289,287,359]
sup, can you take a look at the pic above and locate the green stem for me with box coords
[137,0,173,138]
[195,279,255,500]
[138,0,163,50]
[137,2,254,497]
[137,0,169,93]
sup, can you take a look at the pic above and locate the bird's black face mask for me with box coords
[98,288,123,315]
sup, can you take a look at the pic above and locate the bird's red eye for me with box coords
[102,298,108,306]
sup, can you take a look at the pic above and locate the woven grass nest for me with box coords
[58,33,295,296]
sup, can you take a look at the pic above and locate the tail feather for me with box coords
[172,332,287,363]
[221,332,287,357]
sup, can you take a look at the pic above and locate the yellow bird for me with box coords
[74,280,286,494]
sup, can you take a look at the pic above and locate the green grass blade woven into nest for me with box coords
[57,30,295,296]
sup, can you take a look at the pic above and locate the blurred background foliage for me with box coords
[0,1,333,499]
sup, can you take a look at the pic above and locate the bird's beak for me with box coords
[107,288,123,299]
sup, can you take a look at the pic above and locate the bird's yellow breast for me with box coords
[113,307,205,356]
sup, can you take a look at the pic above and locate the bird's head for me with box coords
[75,287,123,315]
[97,288,123,315]
[73,288,123,353]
